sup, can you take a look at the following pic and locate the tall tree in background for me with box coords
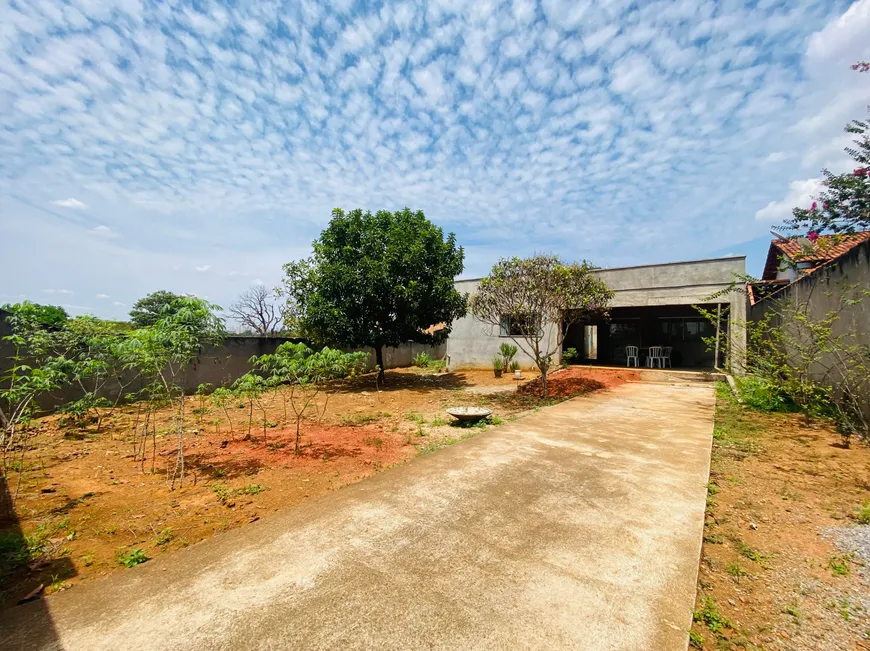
[129,290,182,327]
[281,208,467,382]
[470,255,613,398]
[784,64,869,235]
[1,301,68,329]
[228,285,283,335]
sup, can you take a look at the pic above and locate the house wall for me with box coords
[749,239,870,417]
[448,256,747,370]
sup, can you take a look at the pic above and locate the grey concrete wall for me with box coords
[448,257,747,371]
[0,316,443,413]
[749,239,870,416]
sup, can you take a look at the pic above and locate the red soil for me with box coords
[518,366,640,399]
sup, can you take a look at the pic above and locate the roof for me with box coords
[761,232,870,281]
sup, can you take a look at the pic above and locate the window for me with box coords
[658,318,714,341]
[499,314,542,337]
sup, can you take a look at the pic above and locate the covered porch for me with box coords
[563,303,728,370]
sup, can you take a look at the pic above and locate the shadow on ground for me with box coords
[328,370,471,395]
[1,472,67,649]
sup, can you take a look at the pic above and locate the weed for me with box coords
[430,416,447,427]
[364,437,384,449]
[693,596,733,635]
[854,500,870,524]
[489,416,504,425]
[703,534,725,545]
[155,528,174,547]
[405,412,426,424]
[266,420,278,428]
[213,468,227,478]
[735,539,770,568]
[49,574,71,593]
[829,554,852,577]
[117,548,149,568]
[267,442,286,451]
[726,562,748,580]
[688,630,704,649]
[212,483,267,504]
[341,412,386,426]
[784,601,800,619]
[81,552,94,567]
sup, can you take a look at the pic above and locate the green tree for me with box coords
[469,255,613,398]
[129,290,182,327]
[783,66,869,235]
[1,301,68,329]
[120,296,225,488]
[280,208,467,382]
[249,343,367,453]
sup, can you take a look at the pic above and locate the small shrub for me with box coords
[688,630,704,649]
[413,352,432,367]
[118,548,149,568]
[726,562,748,580]
[562,347,577,367]
[854,500,870,524]
[736,376,794,412]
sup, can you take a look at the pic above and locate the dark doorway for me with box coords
[565,304,727,369]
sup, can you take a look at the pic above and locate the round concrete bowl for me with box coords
[445,407,493,423]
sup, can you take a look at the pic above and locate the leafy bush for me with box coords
[413,352,432,367]
[562,347,578,367]
[492,356,504,371]
[735,376,795,413]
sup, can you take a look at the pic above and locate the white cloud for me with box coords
[51,198,88,209]
[96,293,110,299]
[0,0,868,314]
[43,288,73,295]
[112,301,127,307]
[90,225,118,238]
[251,278,265,285]
[763,152,791,164]
[755,178,822,223]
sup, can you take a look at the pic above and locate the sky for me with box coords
[1,0,869,322]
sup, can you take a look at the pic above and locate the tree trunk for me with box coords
[541,368,548,399]
[375,346,385,384]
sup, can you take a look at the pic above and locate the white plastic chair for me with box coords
[660,346,672,368]
[625,346,639,367]
[647,346,663,368]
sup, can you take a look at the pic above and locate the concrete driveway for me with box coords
[0,381,714,651]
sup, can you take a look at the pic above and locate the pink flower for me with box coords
[811,202,817,210]
[855,168,868,177]
[823,202,828,209]
[807,231,819,243]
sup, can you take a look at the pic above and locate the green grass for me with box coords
[341,411,390,426]
[212,483,268,504]
[735,539,770,568]
[711,382,764,460]
[829,554,852,577]
[155,528,174,547]
[854,500,870,524]
[726,562,749,580]
[364,436,384,449]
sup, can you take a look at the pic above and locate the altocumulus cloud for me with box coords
[0,0,868,319]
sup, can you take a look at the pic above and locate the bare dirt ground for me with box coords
[0,365,630,609]
[692,384,870,650]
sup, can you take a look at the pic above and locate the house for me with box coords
[446,256,747,371]
[748,231,870,306]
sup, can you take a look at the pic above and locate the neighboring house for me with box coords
[748,232,870,306]
[447,256,747,371]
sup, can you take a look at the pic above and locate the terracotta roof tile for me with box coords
[761,232,870,280]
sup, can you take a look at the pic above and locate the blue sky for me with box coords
[1,0,869,322]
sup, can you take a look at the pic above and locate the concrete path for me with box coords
[0,381,715,651]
